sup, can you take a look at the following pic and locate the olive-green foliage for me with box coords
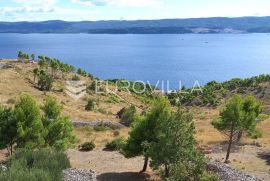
[107,94,120,103]
[168,74,270,107]
[85,99,95,111]
[124,97,213,179]
[0,107,17,155]
[42,97,75,150]
[0,149,70,181]
[167,152,216,181]
[31,54,35,61]
[38,72,54,91]
[258,113,269,121]
[42,97,63,120]
[147,108,200,178]
[248,128,263,139]
[15,94,45,149]
[33,68,39,82]
[87,81,96,92]
[123,97,171,158]
[212,95,262,134]
[212,95,262,162]
[72,74,80,81]
[79,141,95,151]
[105,137,125,151]
[17,51,30,60]
[108,79,154,100]
[0,95,75,154]
[45,116,75,150]
[118,106,136,126]
[77,68,87,77]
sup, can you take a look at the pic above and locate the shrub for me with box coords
[258,114,269,121]
[113,130,120,136]
[85,99,95,111]
[71,74,80,81]
[107,95,120,103]
[105,137,125,151]
[0,149,70,181]
[87,81,96,92]
[38,73,54,91]
[93,124,107,132]
[118,106,136,126]
[200,172,220,181]
[97,108,107,114]
[107,124,120,130]
[79,141,95,151]
[248,129,263,139]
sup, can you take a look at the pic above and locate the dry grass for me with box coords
[0,60,146,121]
[2,60,270,180]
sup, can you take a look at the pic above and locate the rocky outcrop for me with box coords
[63,168,96,181]
[72,120,125,128]
[208,161,263,181]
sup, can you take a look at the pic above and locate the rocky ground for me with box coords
[208,161,263,181]
[63,168,96,181]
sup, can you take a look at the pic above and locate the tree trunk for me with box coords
[236,131,243,142]
[164,164,170,178]
[225,129,234,163]
[141,156,148,172]
[10,144,13,156]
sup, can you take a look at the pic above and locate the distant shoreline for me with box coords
[1,16,270,34]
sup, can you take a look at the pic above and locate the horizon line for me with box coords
[1,15,270,23]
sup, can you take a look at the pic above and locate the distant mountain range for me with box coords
[1,17,270,34]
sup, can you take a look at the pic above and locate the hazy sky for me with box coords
[0,0,270,21]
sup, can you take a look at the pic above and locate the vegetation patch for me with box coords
[0,149,70,181]
[79,141,95,152]
[105,137,125,151]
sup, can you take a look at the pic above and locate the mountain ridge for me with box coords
[1,16,270,33]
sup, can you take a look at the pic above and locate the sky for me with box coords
[0,0,270,21]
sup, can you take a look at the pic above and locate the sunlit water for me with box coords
[1,33,270,89]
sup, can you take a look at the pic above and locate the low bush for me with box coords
[85,99,95,111]
[258,114,269,121]
[97,108,107,114]
[0,149,70,181]
[105,137,125,151]
[248,129,263,139]
[71,74,80,81]
[117,106,136,126]
[38,73,54,91]
[93,122,108,131]
[113,130,120,136]
[79,141,95,151]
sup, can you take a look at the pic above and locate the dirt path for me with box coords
[67,148,154,181]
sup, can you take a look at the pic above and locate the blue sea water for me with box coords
[0,33,270,89]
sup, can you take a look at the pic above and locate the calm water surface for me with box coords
[0,33,270,89]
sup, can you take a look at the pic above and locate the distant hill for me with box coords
[1,17,270,34]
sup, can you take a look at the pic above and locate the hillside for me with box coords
[0,59,148,122]
[1,17,270,33]
[1,58,270,180]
